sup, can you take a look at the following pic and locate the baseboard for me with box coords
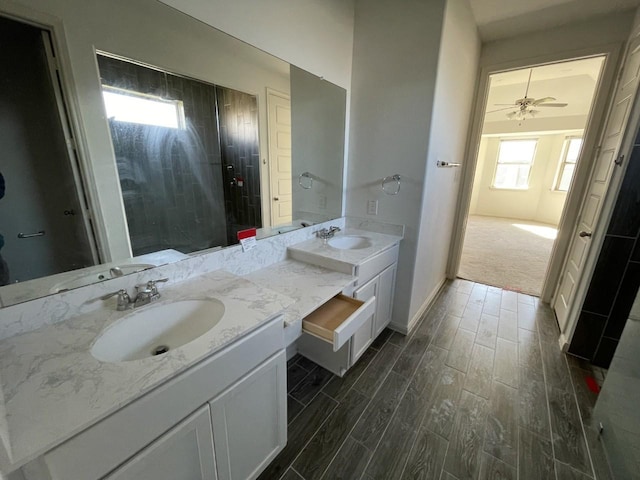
[391,277,447,336]
[388,321,408,335]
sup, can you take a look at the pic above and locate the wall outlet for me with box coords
[318,195,327,209]
[367,199,378,215]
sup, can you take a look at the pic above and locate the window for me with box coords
[554,137,583,191]
[492,139,537,189]
[101,86,186,129]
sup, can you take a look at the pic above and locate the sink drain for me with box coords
[152,345,170,356]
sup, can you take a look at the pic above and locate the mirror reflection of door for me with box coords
[0,16,96,285]
[267,89,292,226]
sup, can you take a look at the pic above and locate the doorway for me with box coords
[0,15,97,285]
[457,57,606,297]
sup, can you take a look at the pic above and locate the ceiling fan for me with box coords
[487,69,568,120]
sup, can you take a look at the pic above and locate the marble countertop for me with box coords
[0,270,293,473]
[287,228,402,266]
[244,259,357,328]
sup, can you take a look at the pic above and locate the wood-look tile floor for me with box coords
[259,279,612,480]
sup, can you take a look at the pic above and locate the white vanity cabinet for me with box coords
[19,317,287,480]
[297,244,399,376]
[104,405,217,480]
[210,352,287,480]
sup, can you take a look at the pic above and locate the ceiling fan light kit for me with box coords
[487,68,569,121]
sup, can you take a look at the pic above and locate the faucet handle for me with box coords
[101,289,129,301]
[145,278,169,296]
[101,289,131,311]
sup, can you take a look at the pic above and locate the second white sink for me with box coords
[91,299,225,362]
[328,235,372,250]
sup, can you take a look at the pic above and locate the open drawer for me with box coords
[302,294,376,352]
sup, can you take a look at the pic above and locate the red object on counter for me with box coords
[237,228,257,241]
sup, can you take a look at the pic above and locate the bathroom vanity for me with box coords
[288,230,400,376]
[0,221,402,480]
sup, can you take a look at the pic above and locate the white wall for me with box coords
[471,131,583,225]
[409,0,481,327]
[346,0,479,332]
[157,0,355,90]
[346,0,445,330]
[481,11,634,68]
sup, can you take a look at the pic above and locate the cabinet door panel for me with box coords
[375,264,397,335]
[352,277,378,363]
[105,405,216,480]
[210,351,287,480]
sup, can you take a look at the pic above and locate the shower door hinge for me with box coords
[67,137,77,151]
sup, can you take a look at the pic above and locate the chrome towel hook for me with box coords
[382,174,401,195]
[298,172,313,190]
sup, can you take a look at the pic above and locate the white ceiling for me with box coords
[485,56,605,122]
[469,0,640,41]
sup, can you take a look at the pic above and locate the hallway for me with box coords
[261,280,610,480]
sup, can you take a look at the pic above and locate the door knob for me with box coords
[273,197,279,201]
[579,231,592,238]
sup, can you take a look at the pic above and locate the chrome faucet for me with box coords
[315,226,341,240]
[101,278,169,311]
[133,278,168,308]
[109,266,124,278]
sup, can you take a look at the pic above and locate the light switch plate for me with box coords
[367,200,378,215]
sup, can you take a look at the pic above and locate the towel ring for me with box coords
[298,172,313,190]
[382,174,401,195]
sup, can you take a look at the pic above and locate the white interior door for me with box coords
[553,36,640,332]
[267,89,292,226]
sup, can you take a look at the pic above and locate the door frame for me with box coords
[0,3,106,262]
[447,43,624,304]
[555,30,640,349]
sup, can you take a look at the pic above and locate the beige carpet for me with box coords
[458,215,558,297]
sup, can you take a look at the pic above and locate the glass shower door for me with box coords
[593,292,640,479]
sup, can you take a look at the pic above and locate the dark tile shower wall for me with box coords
[97,56,261,255]
[215,88,262,245]
[569,127,640,367]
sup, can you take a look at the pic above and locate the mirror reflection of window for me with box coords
[102,87,186,130]
[492,139,538,189]
[97,53,262,256]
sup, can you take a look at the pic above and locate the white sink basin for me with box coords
[328,235,372,250]
[91,299,225,362]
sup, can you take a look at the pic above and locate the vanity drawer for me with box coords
[302,294,376,352]
[356,244,399,286]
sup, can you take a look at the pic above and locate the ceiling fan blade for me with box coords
[537,103,568,107]
[506,111,518,119]
[493,103,519,106]
[532,96,557,105]
[529,110,540,117]
[486,106,519,114]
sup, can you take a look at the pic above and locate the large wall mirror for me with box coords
[0,0,346,306]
